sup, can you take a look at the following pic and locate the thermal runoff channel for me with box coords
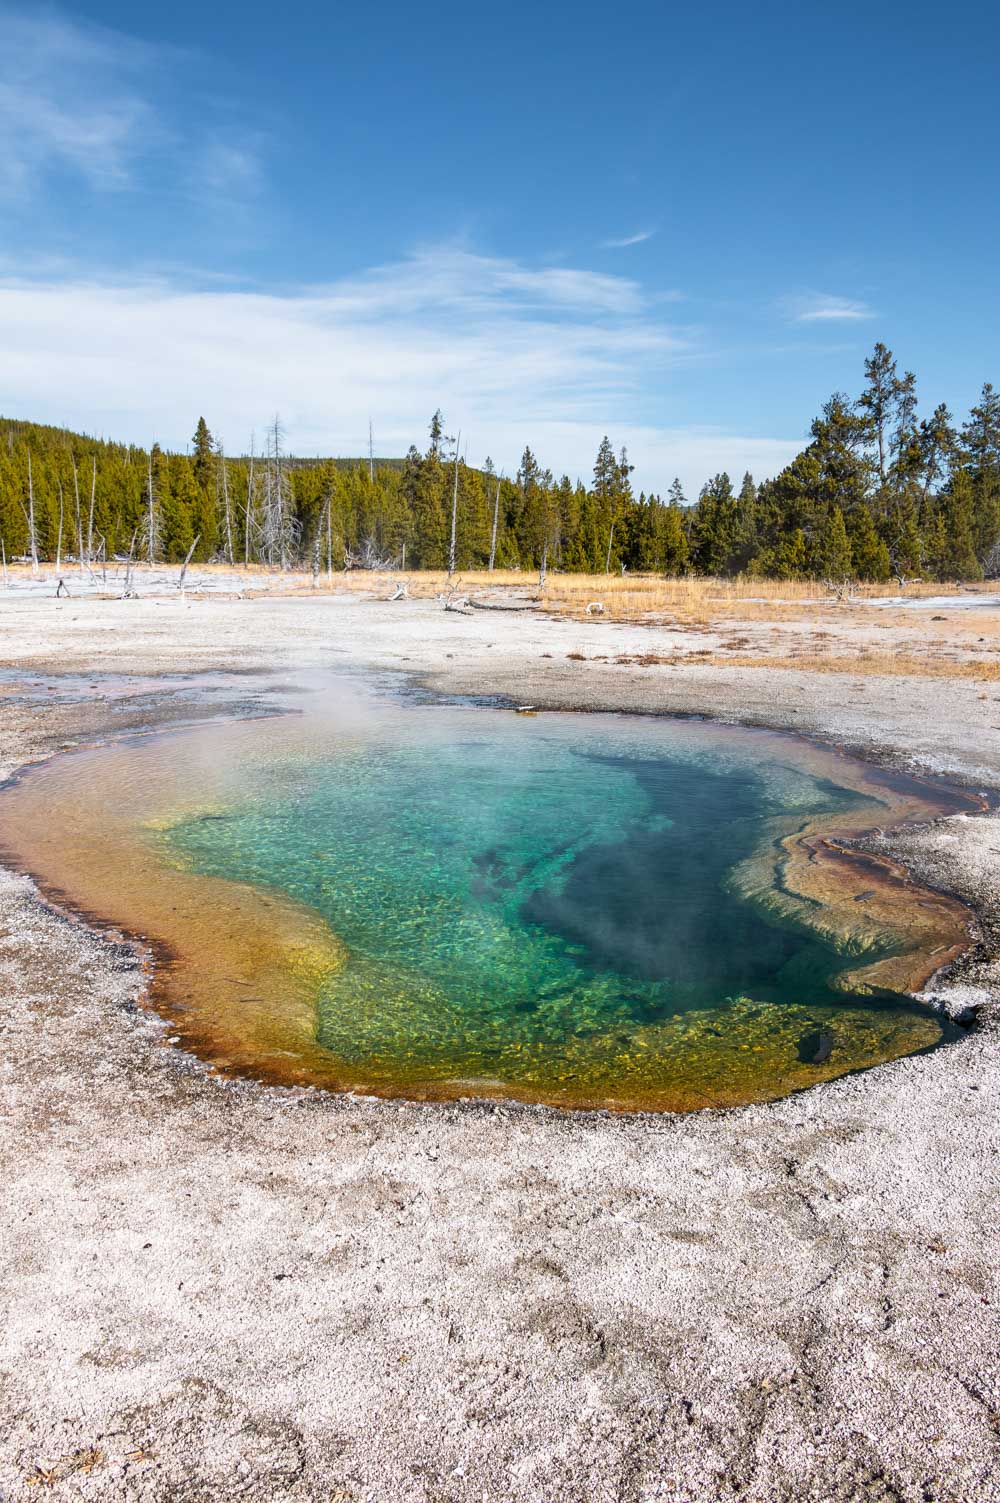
[0,681,975,1111]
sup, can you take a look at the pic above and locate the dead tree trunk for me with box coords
[315,494,333,582]
[489,477,501,571]
[121,530,139,597]
[146,451,158,565]
[87,455,97,565]
[26,450,38,573]
[219,445,235,565]
[605,520,614,576]
[448,431,461,579]
[261,416,296,569]
[244,439,256,567]
[72,457,85,577]
[178,535,201,598]
[55,478,64,573]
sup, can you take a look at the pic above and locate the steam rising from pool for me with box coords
[0,674,975,1110]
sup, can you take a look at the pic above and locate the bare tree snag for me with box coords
[145,450,158,565]
[261,416,297,569]
[25,450,38,574]
[244,435,256,567]
[219,444,235,565]
[87,455,96,565]
[178,535,201,597]
[448,431,461,579]
[121,531,139,598]
[489,476,501,572]
[72,457,85,577]
[55,478,64,573]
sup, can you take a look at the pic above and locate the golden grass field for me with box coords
[320,567,998,623]
[605,650,1000,680]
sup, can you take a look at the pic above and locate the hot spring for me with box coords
[0,676,976,1111]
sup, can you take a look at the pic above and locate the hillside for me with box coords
[2,347,998,579]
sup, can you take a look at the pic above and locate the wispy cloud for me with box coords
[601,229,657,249]
[0,6,263,206]
[0,8,163,194]
[316,248,648,319]
[786,293,876,324]
[0,246,797,493]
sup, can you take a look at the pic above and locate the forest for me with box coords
[1,345,998,582]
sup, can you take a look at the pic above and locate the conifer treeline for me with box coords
[1,346,997,580]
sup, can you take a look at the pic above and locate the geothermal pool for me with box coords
[0,678,976,1111]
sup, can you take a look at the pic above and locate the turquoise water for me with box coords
[159,704,952,1107]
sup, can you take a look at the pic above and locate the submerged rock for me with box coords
[797,1028,835,1064]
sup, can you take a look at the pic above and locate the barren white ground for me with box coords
[0,586,997,1503]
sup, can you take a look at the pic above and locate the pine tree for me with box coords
[889,370,919,490]
[592,436,621,570]
[165,455,201,560]
[691,473,736,574]
[192,473,219,560]
[917,403,956,500]
[934,470,982,580]
[962,383,1000,474]
[660,502,689,575]
[404,445,447,567]
[848,505,891,581]
[961,383,1000,569]
[623,491,658,571]
[191,417,214,490]
[592,437,617,500]
[775,528,808,579]
[511,446,543,564]
[858,343,906,491]
[729,471,758,571]
[813,505,852,580]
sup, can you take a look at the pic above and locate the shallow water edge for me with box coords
[0,669,984,1113]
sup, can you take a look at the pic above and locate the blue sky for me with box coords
[1,0,997,494]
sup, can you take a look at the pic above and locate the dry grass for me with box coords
[609,649,1000,680]
[325,569,1000,628]
[538,576,1000,627]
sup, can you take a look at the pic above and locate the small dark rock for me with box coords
[797,1029,834,1064]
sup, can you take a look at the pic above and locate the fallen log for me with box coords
[467,597,536,612]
